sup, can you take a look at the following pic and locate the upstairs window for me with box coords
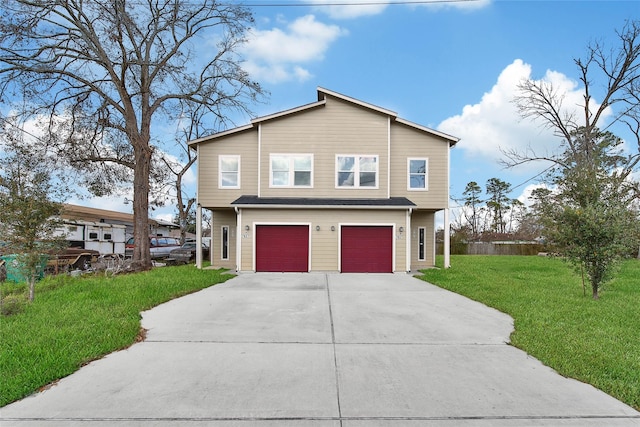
[270,154,313,187]
[408,158,428,190]
[219,155,240,188]
[336,155,378,188]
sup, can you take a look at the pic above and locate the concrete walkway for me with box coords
[2,273,639,426]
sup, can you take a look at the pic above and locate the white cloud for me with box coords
[415,0,492,11]
[305,0,388,19]
[515,183,551,207]
[305,0,491,19]
[242,15,347,84]
[437,59,610,174]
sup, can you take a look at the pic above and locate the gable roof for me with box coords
[188,87,459,147]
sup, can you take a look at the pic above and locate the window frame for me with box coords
[218,155,241,189]
[407,157,428,191]
[269,154,314,188]
[335,154,379,189]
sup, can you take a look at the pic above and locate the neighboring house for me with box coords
[154,218,183,239]
[62,204,181,240]
[189,87,459,273]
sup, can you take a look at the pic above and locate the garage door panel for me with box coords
[341,226,393,273]
[256,225,309,272]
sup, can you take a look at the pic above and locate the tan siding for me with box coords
[237,209,407,272]
[390,123,450,209]
[197,130,258,208]
[209,209,237,270]
[259,96,389,199]
[195,90,454,273]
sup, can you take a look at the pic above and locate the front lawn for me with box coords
[0,265,232,407]
[419,255,640,410]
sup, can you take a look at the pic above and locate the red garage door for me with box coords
[341,226,393,273]
[256,225,309,272]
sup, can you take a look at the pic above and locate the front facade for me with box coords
[190,88,458,273]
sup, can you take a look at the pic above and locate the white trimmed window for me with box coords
[270,154,313,187]
[219,155,240,188]
[336,155,378,188]
[408,158,428,190]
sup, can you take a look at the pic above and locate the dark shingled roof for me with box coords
[231,196,416,208]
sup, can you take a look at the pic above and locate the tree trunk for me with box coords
[132,143,153,270]
[28,278,35,302]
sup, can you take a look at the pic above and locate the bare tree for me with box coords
[509,21,640,177]
[159,105,209,244]
[507,20,640,298]
[0,0,265,269]
[162,156,196,245]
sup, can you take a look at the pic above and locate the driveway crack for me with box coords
[325,273,343,426]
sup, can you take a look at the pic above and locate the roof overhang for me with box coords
[231,196,416,210]
[394,118,460,146]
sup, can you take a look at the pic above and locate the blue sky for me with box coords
[70,0,638,223]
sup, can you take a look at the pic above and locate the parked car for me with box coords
[169,242,210,264]
[125,236,181,259]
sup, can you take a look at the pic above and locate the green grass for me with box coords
[0,265,232,407]
[420,255,640,410]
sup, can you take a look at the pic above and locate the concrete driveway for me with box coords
[2,273,639,426]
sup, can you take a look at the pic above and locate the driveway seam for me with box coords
[5,415,640,422]
[325,273,343,427]
[143,339,508,346]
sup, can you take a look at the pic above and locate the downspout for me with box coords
[387,116,391,199]
[444,208,451,269]
[406,208,412,273]
[257,123,262,198]
[196,204,203,268]
[195,143,203,269]
[444,140,451,269]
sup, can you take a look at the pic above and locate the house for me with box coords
[62,204,181,240]
[154,218,184,239]
[189,88,458,273]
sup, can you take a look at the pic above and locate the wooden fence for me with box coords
[437,242,546,256]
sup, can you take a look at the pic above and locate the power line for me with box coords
[509,164,555,192]
[0,116,48,145]
[239,0,481,6]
